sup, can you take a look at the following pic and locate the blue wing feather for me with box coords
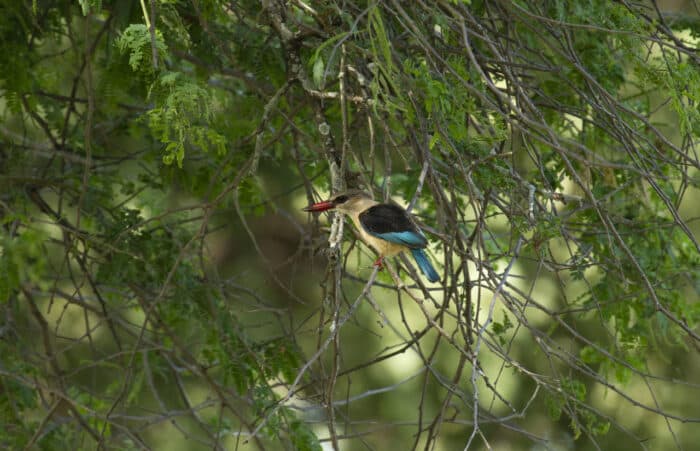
[373,231,427,247]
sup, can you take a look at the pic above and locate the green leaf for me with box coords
[312,57,325,89]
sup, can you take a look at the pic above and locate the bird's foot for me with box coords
[372,256,385,269]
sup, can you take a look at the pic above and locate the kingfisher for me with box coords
[303,190,440,283]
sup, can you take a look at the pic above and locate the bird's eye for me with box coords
[334,195,348,204]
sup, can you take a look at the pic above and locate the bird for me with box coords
[303,190,440,283]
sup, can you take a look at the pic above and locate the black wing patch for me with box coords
[359,204,427,249]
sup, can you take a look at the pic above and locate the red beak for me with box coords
[303,200,335,212]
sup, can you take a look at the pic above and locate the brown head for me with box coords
[302,190,375,215]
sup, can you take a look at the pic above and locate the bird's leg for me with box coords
[372,256,385,269]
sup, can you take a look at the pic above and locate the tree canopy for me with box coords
[1,0,699,450]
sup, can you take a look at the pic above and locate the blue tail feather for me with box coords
[410,249,439,283]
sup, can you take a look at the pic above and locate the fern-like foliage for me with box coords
[146,71,226,166]
[116,23,167,74]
